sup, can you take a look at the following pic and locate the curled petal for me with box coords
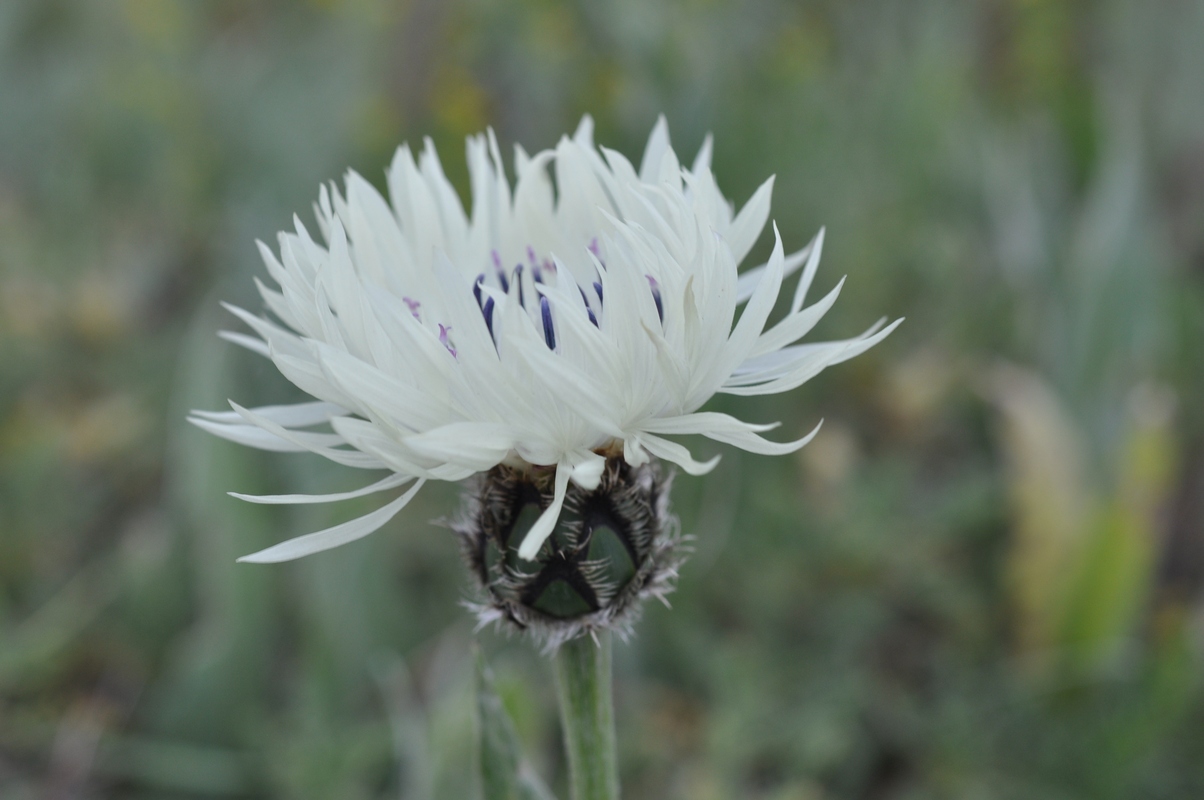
[230,472,413,505]
[237,479,426,563]
[516,464,571,561]
[639,433,720,476]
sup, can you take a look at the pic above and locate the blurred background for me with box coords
[2,0,1203,797]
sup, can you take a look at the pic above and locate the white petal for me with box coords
[229,472,413,504]
[638,433,720,476]
[190,401,348,428]
[645,412,823,455]
[639,115,671,183]
[735,238,816,304]
[568,449,606,490]
[748,275,845,359]
[316,344,449,432]
[641,411,778,436]
[187,417,340,452]
[725,176,774,263]
[218,330,270,358]
[228,402,386,469]
[724,319,904,396]
[690,133,714,175]
[404,422,515,472]
[516,464,571,561]
[237,479,426,563]
[789,226,825,314]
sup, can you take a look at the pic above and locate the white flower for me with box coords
[190,116,900,564]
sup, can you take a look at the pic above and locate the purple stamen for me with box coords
[473,274,484,307]
[482,297,495,338]
[543,258,556,274]
[540,296,555,349]
[587,308,598,328]
[514,265,525,308]
[527,245,538,268]
[593,281,604,305]
[647,275,663,323]
[588,237,600,256]
[438,324,457,358]
[492,250,509,292]
[403,296,421,320]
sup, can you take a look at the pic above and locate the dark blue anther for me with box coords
[482,297,495,338]
[473,273,484,307]
[593,281,604,305]
[540,296,555,349]
[587,308,598,327]
[493,250,509,292]
[647,275,664,323]
[514,265,525,308]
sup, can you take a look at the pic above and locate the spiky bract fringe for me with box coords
[453,458,685,652]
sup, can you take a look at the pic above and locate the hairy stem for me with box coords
[554,633,619,800]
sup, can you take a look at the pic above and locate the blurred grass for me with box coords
[2,0,1204,798]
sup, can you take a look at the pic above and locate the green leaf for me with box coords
[475,648,556,800]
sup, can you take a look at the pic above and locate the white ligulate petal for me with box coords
[568,449,606,490]
[638,433,721,476]
[790,226,825,314]
[271,351,363,413]
[230,472,412,504]
[331,416,438,475]
[723,319,903,396]
[221,302,308,359]
[735,239,815,304]
[690,133,714,176]
[229,402,385,469]
[510,322,625,439]
[641,411,821,457]
[725,339,848,386]
[641,319,689,411]
[516,464,571,561]
[748,276,845,359]
[316,345,449,432]
[640,411,779,436]
[623,436,650,467]
[218,331,270,358]
[191,401,348,428]
[598,146,644,219]
[404,422,515,472]
[694,223,784,405]
[237,479,425,563]
[725,175,774,263]
[573,114,595,147]
[639,115,671,183]
[187,417,344,452]
[701,418,823,456]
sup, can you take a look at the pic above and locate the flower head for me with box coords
[190,116,899,565]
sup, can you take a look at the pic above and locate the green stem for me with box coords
[554,632,619,800]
